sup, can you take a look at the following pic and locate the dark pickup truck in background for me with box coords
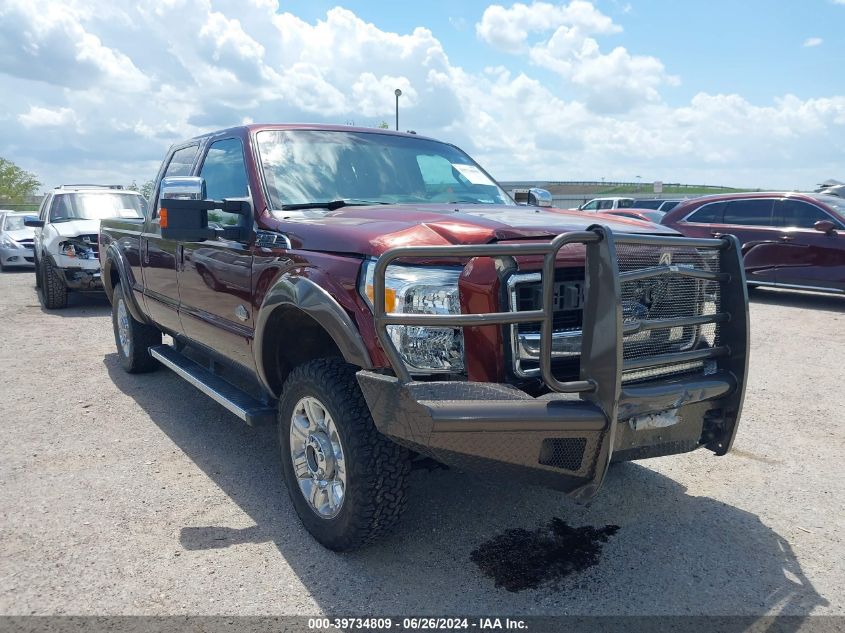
[99,124,749,551]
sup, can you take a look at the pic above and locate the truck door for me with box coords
[141,144,200,334]
[177,137,255,371]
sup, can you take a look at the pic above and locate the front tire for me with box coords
[112,282,161,373]
[278,358,411,551]
[38,256,68,309]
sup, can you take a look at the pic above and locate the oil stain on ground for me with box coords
[470,518,620,592]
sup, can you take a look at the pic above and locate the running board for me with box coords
[149,345,277,426]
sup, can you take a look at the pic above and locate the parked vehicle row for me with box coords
[14,126,840,552]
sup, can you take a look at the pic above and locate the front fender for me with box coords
[254,273,373,392]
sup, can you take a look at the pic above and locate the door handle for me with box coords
[710,232,724,238]
[176,244,184,271]
[141,239,149,265]
[779,235,794,242]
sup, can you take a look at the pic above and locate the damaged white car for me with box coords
[27,185,146,309]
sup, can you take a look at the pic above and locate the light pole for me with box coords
[394,88,402,131]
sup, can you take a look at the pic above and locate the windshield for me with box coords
[50,193,145,222]
[2,215,27,231]
[256,130,514,209]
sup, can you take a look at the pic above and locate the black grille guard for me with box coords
[371,225,750,498]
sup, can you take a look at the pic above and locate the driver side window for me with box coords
[199,138,249,227]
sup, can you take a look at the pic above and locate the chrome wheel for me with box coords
[289,396,346,518]
[116,297,131,357]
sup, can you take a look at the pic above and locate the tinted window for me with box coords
[617,199,634,208]
[686,201,725,224]
[659,200,681,211]
[199,138,249,227]
[723,199,773,226]
[634,199,663,209]
[776,199,835,229]
[597,200,614,210]
[165,145,199,177]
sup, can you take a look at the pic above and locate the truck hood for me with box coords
[273,203,678,256]
[50,219,101,238]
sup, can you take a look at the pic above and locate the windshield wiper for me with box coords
[281,199,391,211]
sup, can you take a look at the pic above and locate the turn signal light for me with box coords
[365,285,397,312]
[159,208,168,228]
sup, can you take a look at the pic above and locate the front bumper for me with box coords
[0,246,35,268]
[358,370,738,499]
[366,226,750,500]
[62,268,103,290]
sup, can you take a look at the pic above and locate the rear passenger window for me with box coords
[723,199,773,226]
[686,202,725,223]
[776,199,835,229]
[152,145,200,217]
[165,145,199,177]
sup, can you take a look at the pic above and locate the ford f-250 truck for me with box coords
[99,124,749,551]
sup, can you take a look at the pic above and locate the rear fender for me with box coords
[103,243,149,324]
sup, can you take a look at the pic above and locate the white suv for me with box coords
[576,197,635,211]
[28,185,146,309]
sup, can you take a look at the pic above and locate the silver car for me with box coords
[0,211,36,270]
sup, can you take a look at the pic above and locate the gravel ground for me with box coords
[0,268,843,616]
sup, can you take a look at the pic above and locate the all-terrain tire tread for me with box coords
[279,358,411,551]
[112,282,161,373]
[40,257,68,309]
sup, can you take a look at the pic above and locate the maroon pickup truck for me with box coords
[99,124,749,551]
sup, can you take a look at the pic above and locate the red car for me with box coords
[597,208,666,224]
[661,192,845,294]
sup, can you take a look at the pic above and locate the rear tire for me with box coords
[112,282,161,373]
[39,256,68,309]
[278,358,411,551]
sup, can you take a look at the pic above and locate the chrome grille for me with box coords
[509,243,723,383]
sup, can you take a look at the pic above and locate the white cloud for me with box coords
[0,0,842,191]
[803,37,823,47]
[477,1,620,53]
[18,106,79,129]
[478,1,677,111]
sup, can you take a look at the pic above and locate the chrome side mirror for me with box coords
[159,176,206,206]
[528,188,553,207]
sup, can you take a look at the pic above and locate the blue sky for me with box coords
[279,0,844,104]
[0,0,843,190]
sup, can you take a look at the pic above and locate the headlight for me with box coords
[359,260,464,373]
[58,240,96,259]
[0,234,18,248]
